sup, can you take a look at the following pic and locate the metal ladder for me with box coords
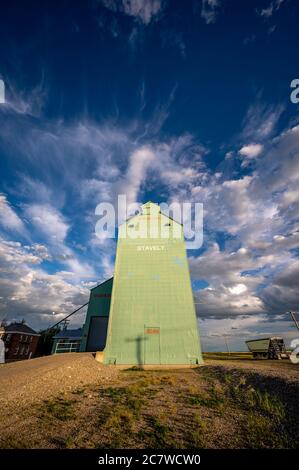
[271,339,282,359]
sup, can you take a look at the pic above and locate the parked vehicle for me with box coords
[246,337,289,359]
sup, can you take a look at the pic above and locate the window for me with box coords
[6,333,12,342]
[14,346,19,355]
[30,336,33,342]
[25,346,29,355]
[20,346,25,355]
[20,335,23,341]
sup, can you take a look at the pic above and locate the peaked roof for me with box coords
[124,201,182,226]
[141,201,159,208]
[140,201,160,215]
[5,322,39,335]
[90,276,113,291]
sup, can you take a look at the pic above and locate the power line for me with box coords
[46,301,89,332]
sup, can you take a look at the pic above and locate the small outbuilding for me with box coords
[51,328,83,354]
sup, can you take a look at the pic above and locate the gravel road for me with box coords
[0,353,298,407]
[0,353,118,407]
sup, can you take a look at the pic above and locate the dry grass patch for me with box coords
[0,363,297,449]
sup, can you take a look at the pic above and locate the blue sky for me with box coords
[0,0,299,350]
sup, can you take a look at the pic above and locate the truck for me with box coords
[245,337,289,360]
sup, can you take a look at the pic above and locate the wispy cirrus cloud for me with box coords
[1,74,299,344]
[257,0,285,18]
[201,0,221,24]
[241,101,284,142]
[0,194,27,236]
[99,0,165,25]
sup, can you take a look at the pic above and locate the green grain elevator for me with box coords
[103,202,203,366]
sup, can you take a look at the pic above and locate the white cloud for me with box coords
[26,243,52,261]
[241,102,283,141]
[1,77,47,117]
[25,204,69,244]
[0,194,26,235]
[200,314,298,351]
[201,0,221,24]
[0,239,42,267]
[1,80,299,334]
[24,203,95,279]
[0,238,89,328]
[188,120,299,322]
[239,143,264,165]
[117,146,156,206]
[190,243,265,318]
[258,0,285,18]
[229,283,248,295]
[101,0,164,25]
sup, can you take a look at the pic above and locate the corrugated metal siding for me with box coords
[104,203,203,365]
[80,278,113,352]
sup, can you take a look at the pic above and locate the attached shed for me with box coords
[80,278,113,352]
[52,328,82,354]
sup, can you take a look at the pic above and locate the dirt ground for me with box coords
[0,353,298,449]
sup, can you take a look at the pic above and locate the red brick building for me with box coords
[3,322,40,361]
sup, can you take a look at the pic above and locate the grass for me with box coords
[39,397,77,421]
[187,386,225,411]
[198,368,294,448]
[203,352,253,361]
[245,413,290,449]
[100,407,136,448]
[71,387,85,395]
[188,414,207,448]
[103,383,145,415]
[147,416,172,446]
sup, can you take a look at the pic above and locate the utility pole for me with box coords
[290,312,299,331]
[223,334,231,355]
[46,301,89,332]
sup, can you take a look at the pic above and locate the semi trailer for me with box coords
[246,337,289,360]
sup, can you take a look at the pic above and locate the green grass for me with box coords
[3,366,296,449]
[187,368,295,448]
[188,414,207,448]
[39,397,77,421]
[245,413,289,449]
[103,384,144,415]
[187,391,224,410]
[229,377,286,420]
[146,416,172,447]
[71,387,85,395]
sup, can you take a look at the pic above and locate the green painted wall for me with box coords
[51,338,58,354]
[104,202,203,365]
[80,278,113,352]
